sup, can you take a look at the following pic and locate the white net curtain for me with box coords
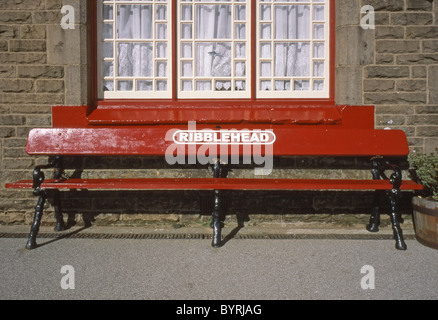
[101,0,326,96]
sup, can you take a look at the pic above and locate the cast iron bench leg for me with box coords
[53,156,65,231]
[211,160,223,248]
[53,190,65,232]
[25,191,47,250]
[367,159,384,232]
[389,191,407,250]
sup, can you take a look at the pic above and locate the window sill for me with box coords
[86,100,341,125]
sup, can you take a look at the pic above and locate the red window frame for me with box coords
[88,0,336,115]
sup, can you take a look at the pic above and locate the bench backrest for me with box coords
[26,127,409,157]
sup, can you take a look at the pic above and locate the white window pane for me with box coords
[156,80,167,91]
[260,80,271,91]
[235,80,245,91]
[196,81,212,91]
[235,43,245,58]
[102,23,113,39]
[313,24,324,39]
[215,80,231,91]
[102,42,113,58]
[182,61,193,76]
[118,43,153,77]
[182,43,192,58]
[118,80,133,91]
[103,80,114,92]
[275,5,310,39]
[260,42,271,58]
[137,80,153,91]
[313,80,324,90]
[156,42,167,58]
[314,5,324,20]
[313,42,324,58]
[181,5,192,20]
[103,61,113,77]
[156,23,167,39]
[235,61,245,76]
[157,61,167,77]
[313,61,324,77]
[261,62,271,77]
[196,5,231,39]
[235,5,246,20]
[196,42,231,77]
[274,42,310,77]
[103,5,113,20]
[156,5,167,20]
[294,80,310,91]
[181,24,192,39]
[275,80,290,91]
[182,80,193,91]
[117,5,153,39]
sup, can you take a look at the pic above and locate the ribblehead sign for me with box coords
[172,129,276,145]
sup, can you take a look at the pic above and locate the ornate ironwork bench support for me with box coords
[25,156,65,250]
[211,160,223,248]
[367,158,407,250]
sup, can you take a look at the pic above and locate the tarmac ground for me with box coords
[0,222,437,304]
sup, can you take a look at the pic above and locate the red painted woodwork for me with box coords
[88,0,336,110]
[86,104,343,126]
[25,126,409,157]
[6,178,423,191]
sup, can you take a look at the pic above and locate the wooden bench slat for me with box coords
[6,178,423,191]
[25,127,410,157]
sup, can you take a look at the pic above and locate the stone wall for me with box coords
[0,0,437,227]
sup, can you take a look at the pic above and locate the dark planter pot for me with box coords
[412,196,438,250]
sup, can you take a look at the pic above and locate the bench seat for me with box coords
[6,178,423,191]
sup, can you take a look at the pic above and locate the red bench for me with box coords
[5,105,423,250]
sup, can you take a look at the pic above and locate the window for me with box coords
[97,0,331,100]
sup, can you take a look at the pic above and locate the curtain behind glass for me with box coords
[117,5,155,90]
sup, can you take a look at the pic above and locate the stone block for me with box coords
[361,0,404,11]
[406,26,438,39]
[411,66,427,78]
[20,25,46,39]
[429,66,438,104]
[336,25,374,66]
[417,126,438,137]
[47,24,87,65]
[0,12,32,23]
[406,0,433,11]
[17,65,64,78]
[0,0,44,10]
[397,53,438,65]
[391,13,433,25]
[363,79,394,92]
[375,26,404,39]
[365,66,410,78]
[335,0,360,27]
[9,40,46,52]
[0,52,46,64]
[364,92,427,104]
[35,79,64,93]
[376,40,420,53]
[0,79,33,93]
[396,79,427,92]
[0,25,19,39]
[335,66,363,105]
